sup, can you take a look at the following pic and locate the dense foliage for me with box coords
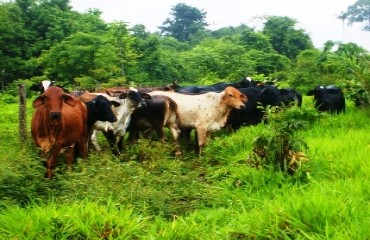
[0,0,369,98]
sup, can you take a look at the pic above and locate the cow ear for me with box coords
[241,93,248,103]
[32,95,45,108]
[63,94,76,107]
[141,93,151,100]
[111,100,121,107]
[118,93,127,99]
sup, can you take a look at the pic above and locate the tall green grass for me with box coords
[0,96,369,239]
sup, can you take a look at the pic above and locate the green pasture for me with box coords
[0,95,369,239]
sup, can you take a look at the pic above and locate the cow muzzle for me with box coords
[50,112,61,125]
[50,112,62,120]
[50,112,61,120]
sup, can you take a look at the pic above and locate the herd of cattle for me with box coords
[29,78,345,178]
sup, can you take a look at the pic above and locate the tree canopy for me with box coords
[159,3,208,42]
[0,1,369,96]
[339,0,370,31]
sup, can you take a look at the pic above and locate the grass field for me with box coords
[0,95,369,239]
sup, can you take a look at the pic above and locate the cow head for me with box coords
[32,86,76,125]
[279,88,302,107]
[259,85,282,107]
[92,95,119,123]
[307,85,344,112]
[222,86,247,109]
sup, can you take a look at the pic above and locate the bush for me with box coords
[248,107,317,175]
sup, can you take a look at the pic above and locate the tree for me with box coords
[339,0,370,31]
[211,24,252,39]
[262,16,314,59]
[239,29,273,52]
[40,25,139,89]
[179,38,255,82]
[290,49,322,89]
[159,3,208,42]
[245,49,291,77]
[0,2,29,84]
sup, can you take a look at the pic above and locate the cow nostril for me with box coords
[50,112,61,119]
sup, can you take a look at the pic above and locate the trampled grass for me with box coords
[0,95,369,239]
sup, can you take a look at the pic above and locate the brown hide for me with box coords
[128,95,181,142]
[31,86,88,178]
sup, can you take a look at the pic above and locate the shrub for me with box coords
[247,107,317,175]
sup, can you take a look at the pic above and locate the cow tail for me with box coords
[168,99,181,126]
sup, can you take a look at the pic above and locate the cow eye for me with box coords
[228,93,233,97]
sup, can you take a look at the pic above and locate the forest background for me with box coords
[0,0,369,100]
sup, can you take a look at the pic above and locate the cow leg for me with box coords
[45,145,63,179]
[154,124,165,141]
[142,129,154,139]
[127,130,138,145]
[196,127,207,156]
[117,136,124,155]
[75,141,87,161]
[103,130,119,155]
[168,124,181,156]
[64,146,75,171]
[180,128,193,148]
[90,130,102,151]
[168,124,180,142]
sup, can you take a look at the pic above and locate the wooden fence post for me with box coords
[19,83,27,142]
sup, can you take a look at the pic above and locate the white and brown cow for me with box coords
[149,86,247,154]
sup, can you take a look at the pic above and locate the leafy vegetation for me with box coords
[1,0,370,238]
[0,95,369,238]
[1,0,369,95]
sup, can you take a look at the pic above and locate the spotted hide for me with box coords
[149,86,247,154]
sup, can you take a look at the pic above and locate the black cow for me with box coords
[279,88,302,107]
[82,94,119,137]
[227,85,282,130]
[307,85,345,114]
[175,77,256,94]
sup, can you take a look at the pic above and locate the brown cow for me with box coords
[31,86,88,178]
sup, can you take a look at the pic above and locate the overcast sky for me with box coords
[69,0,370,51]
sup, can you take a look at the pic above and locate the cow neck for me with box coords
[46,113,61,147]
[116,98,135,119]
[216,92,232,119]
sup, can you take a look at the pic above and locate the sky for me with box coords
[69,0,370,51]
